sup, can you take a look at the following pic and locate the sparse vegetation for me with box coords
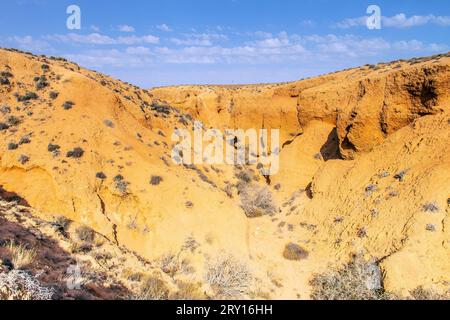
[423,202,439,213]
[0,270,54,300]
[7,142,19,150]
[394,169,409,182]
[150,175,163,186]
[52,215,71,232]
[170,281,206,300]
[16,92,38,102]
[114,175,129,195]
[205,256,253,298]
[19,135,31,145]
[35,76,49,90]
[47,143,60,154]
[75,226,95,242]
[283,243,309,261]
[96,172,107,180]
[240,185,277,218]
[132,277,169,300]
[18,155,30,164]
[62,101,75,110]
[7,115,20,126]
[5,241,36,270]
[310,256,386,300]
[409,286,450,300]
[66,147,84,158]
[49,91,59,100]
[103,119,114,128]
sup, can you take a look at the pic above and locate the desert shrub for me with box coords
[18,154,29,164]
[182,237,200,253]
[7,142,19,150]
[132,277,169,300]
[283,243,309,261]
[235,169,253,184]
[49,91,59,99]
[357,227,368,238]
[0,122,8,130]
[7,115,20,126]
[0,270,54,300]
[310,256,386,300]
[170,281,206,300]
[62,101,75,110]
[150,175,163,186]
[422,202,439,213]
[157,254,193,276]
[35,76,48,90]
[19,135,31,145]
[5,242,36,270]
[0,71,13,78]
[75,226,95,242]
[53,215,71,231]
[47,143,60,153]
[114,175,129,195]
[66,147,84,158]
[0,77,10,85]
[41,64,50,72]
[394,169,409,182]
[95,172,107,180]
[365,184,378,193]
[425,224,436,232]
[205,256,253,298]
[103,119,114,128]
[151,100,171,115]
[0,105,11,114]
[16,92,38,102]
[409,287,450,300]
[240,185,277,218]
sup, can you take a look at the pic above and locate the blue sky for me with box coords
[1,0,449,87]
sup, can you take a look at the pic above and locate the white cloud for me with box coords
[170,33,228,46]
[9,35,50,51]
[47,33,159,45]
[157,24,172,32]
[90,25,100,32]
[336,13,450,29]
[125,46,151,55]
[335,16,368,29]
[118,25,135,32]
[248,32,292,48]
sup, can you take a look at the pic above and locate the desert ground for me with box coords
[0,48,449,300]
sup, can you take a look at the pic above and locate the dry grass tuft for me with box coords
[310,256,387,300]
[170,281,206,300]
[75,225,95,242]
[240,185,277,218]
[5,241,36,270]
[205,256,253,299]
[409,287,450,300]
[132,277,169,300]
[283,243,309,261]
